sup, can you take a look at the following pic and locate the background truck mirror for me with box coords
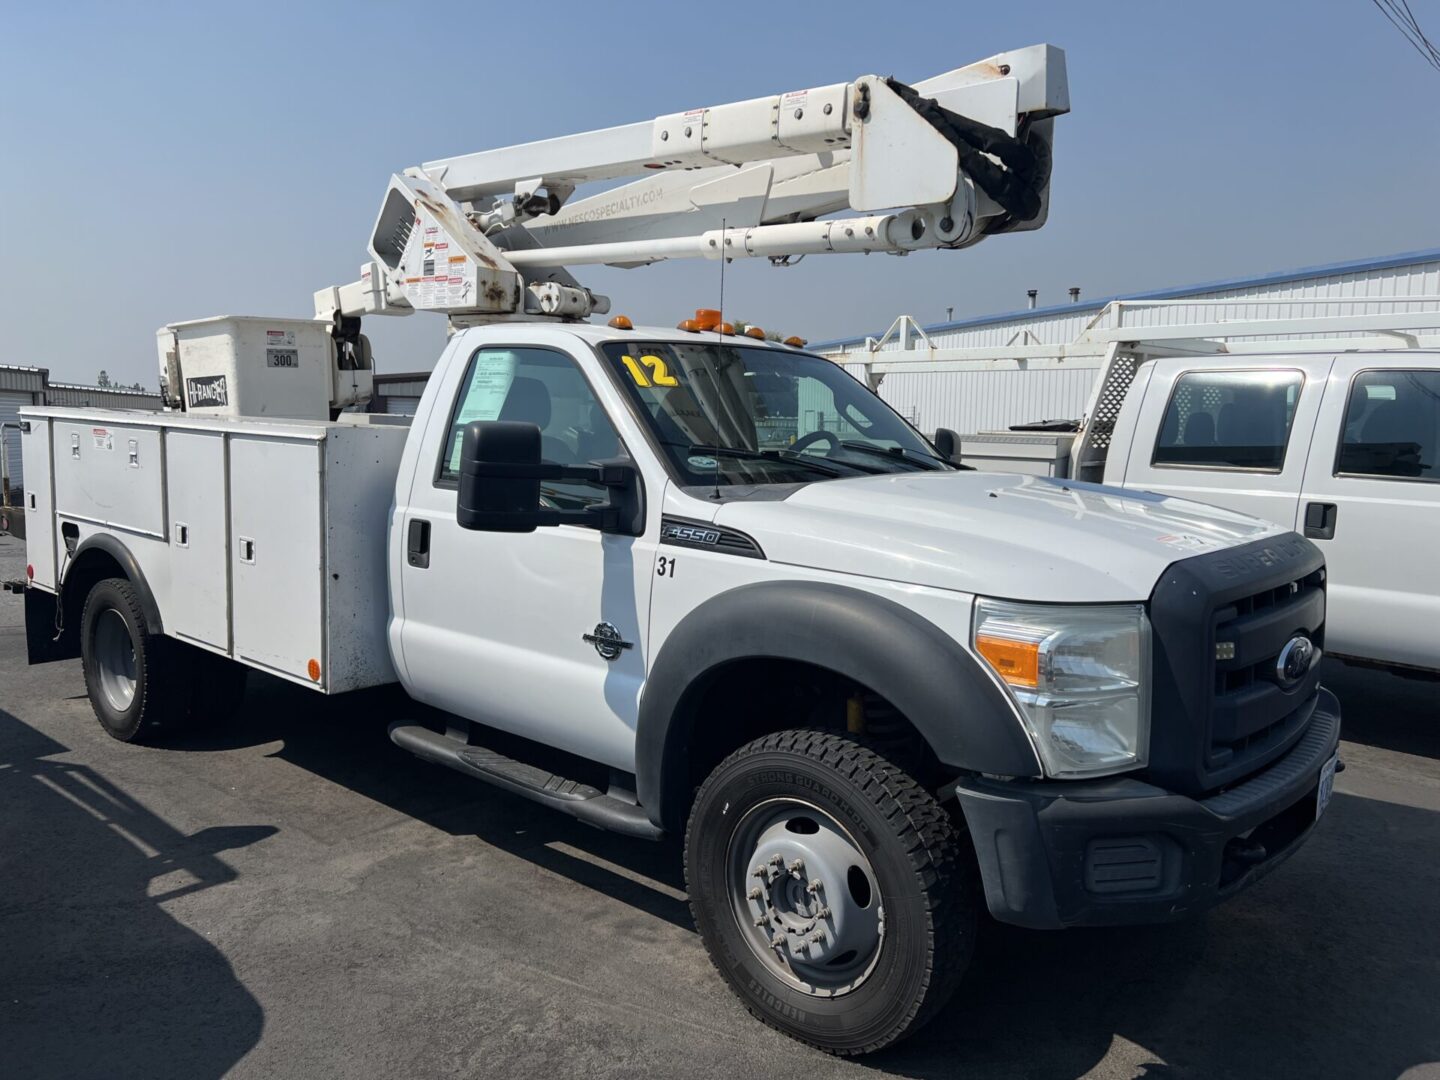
[934,428,963,464]
[457,420,644,536]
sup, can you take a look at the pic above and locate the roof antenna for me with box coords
[716,216,727,342]
[711,216,726,502]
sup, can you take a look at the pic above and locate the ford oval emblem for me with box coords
[1275,635,1317,690]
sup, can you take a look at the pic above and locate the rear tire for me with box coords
[80,577,187,743]
[685,729,978,1055]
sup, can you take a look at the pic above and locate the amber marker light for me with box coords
[974,633,1040,689]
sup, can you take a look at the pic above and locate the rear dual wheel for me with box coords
[686,729,978,1055]
[81,577,246,742]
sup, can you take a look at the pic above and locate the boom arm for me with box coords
[315,44,1068,326]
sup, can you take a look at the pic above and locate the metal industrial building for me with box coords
[0,366,160,494]
[814,247,1440,436]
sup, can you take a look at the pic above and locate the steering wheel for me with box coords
[790,430,842,455]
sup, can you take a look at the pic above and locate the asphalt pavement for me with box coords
[1,533,1437,1080]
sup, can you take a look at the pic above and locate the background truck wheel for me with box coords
[80,577,187,743]
[685,729,977,1055]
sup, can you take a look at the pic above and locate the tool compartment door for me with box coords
[229,434,325,686]
[164,429,230,651]
[51,420,166,539]
[19,418,55,587]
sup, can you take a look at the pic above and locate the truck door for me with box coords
[395,343,656,774]
[1119,357,1334,530]
[1295,359,1440,669]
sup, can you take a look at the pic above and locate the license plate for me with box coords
[1316,752,1338,821]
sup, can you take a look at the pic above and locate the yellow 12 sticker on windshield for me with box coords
[620,354,679,388]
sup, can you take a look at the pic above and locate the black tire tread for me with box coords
[685,728,974,1055]
[81,577,188,742]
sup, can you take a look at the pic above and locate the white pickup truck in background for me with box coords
[936,327,1440,678]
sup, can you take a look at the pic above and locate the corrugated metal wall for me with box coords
[45,384,162,410]
[0,388,35,493]
[845,363,1102,434]
[821,250,1440,434]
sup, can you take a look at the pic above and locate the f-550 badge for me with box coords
[662,523,721,545]
[583,622,633,662]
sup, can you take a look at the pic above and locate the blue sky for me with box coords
[2,0,1437,386]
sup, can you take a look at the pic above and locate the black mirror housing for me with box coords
[458,420,545,532]
[457,420,643,535]
[934,427,962,464]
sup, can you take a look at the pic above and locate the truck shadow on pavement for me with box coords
[166,671,1440,1080]
[0,709,276,1080]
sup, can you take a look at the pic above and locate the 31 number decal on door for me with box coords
[620,354,679,388]
[656,555,677,578]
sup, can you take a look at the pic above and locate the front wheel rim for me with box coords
[725,797,885,998]
[93,608,138,712]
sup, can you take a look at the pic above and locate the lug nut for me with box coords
[814,906,831,919]
[788,858,805,874]
[754,917,767,927]
[752,866,768,879]
[747,887,762,901]
[769,854,784,866]
[808,878,823,893]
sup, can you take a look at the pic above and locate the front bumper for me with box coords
[954,688,1341,929]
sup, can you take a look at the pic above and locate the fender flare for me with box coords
[67,533,165,635]
[635,580,1040,831]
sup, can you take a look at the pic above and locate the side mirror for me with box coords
[457,420,643,535]
[933,427,966,466]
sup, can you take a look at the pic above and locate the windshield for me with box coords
[598,341,947,488]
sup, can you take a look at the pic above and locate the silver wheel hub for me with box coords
[728,799,884,997]
[94,608,138,712]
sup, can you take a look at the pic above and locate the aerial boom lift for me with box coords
[159,45,1068,417]
[314,44,1068,329]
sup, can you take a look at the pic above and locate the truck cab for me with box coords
[1106,351,1440,674]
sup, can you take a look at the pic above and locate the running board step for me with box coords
[388,722,663,840]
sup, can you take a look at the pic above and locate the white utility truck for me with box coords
[12,47,1341,1055]
[883,305,1440,677]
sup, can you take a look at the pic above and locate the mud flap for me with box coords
[24,587,78,665]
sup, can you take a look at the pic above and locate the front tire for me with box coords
[80,577,187,742]
[685,730,977,1055]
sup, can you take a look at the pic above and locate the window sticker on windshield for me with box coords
[619,353,679,388]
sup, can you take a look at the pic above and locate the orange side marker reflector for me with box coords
[307,658,321,682]
[975,634,1039,689]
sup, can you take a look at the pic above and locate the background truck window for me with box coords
[1152,370,1304,472]
[1336,370,1440,481]
[438,347,622,508]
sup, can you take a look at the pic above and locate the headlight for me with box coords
[972,599,1151,778]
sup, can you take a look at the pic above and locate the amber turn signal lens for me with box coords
[718,322,735,335]
[783,335,807,347]
[307,658,321,682]
[974,634,1040,689]
[607,315,633,330]
[676,319,700,332]
[745,327,766,339]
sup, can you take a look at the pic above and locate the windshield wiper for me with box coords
[662,442,847,478]
[838,441,948,470]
